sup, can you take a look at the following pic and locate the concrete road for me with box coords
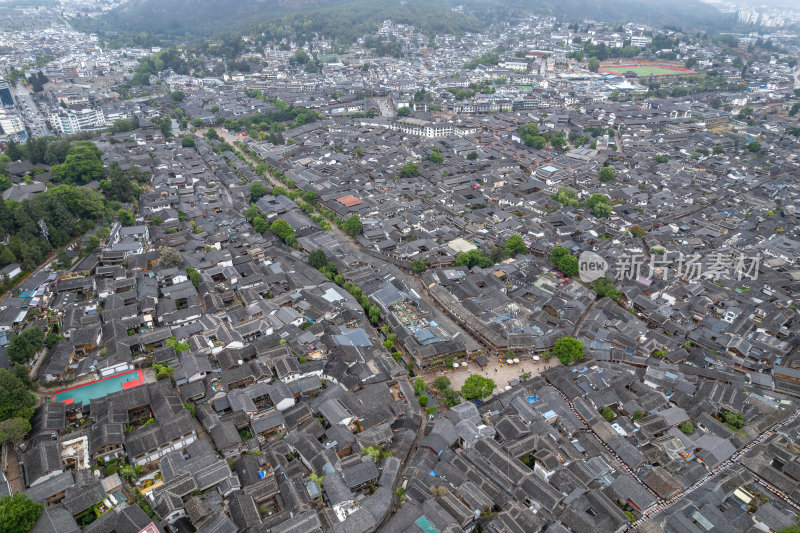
[12,81,50,137]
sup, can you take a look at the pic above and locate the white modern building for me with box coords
[0,110,24,135]
[48,107,106,134]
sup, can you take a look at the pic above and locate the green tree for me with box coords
[86,235,100,251]
[598,167,615,182]
[588,57,600,72]
[554,254,578,277]
[342,214,362,237]
[433,376,451,391]
[504,234,528,256]
[171,90,185,102]
[56,249,71,269]
[460,375,496,400]
[413,377,426,396]
[4,141,23,161]
[679,421,694,434]
[119,465,137,482]
[747,141,761,153]
[105,162,135,202]
[250,182,268,201]
[0,493,43,533]
[441,388,461,407]
[553,336,584,365]
[429,151,443,164]
[159,116,172,139]
[399,163,419,179]
[600,406,615,421]
[0,247,15,267]
[253,216,269,234]
[50,142,104,185]
[723,411,743,429]
[270,218,296,246]
[466,151,478,160]
[0,369,35,422]
[186,267,201,287]
[396,107,411,117]
[591,277,621,299]
[454,249,493,269]
[7,327,44,365]
[586,193,612,218]
[488,247,508,264]
[244,204,259,221]
[552,188,580,207]
[550,136,567,150]
[181,136,195,148]
[166,336,190,353]
[586,193,609,210]
[419,395,429,407]
[0,417,32,444]
[117,208,135,226]
[592,202,612,218]
[368,305,380,325]
[308,249,329,270]
[411,259,430,274]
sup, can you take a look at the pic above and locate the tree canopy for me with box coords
[0,417,32,445]
[723,410,743,429]
[250,182,268,201]
[460,375,496,400]
[0,493,43,533]
[102,162,140,202]
[308,249,329,270]
[504,235,528,257]
[399,163,419,179]
[550,246,578,277]
[598,167,615,182]
[50,142,104,185]
[553,337,584,365]
[7,326,44,365]
[586,193,612,218]
[454,249,493,269]
[270,218,297,246]
[342,215,362,237]
[0,368,36,422]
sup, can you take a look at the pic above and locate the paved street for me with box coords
[11,81,49,137]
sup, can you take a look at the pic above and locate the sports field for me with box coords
[599,64,695,76]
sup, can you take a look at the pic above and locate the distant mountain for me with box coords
[76,0,341,39]
[450,0,731,30]
[77,0,731,44]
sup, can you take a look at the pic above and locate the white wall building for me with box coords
[48,107,106,134]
